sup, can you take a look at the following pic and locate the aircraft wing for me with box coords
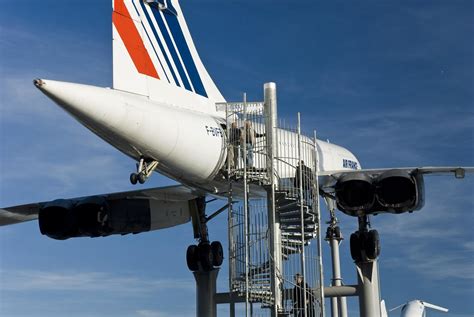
[319,166,472,187]
[318,166,473,216]
[0,185,204,237]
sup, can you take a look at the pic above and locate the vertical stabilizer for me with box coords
[112,0,225,111]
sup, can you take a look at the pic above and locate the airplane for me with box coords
[390,300,449,317]
[1,0,472,274]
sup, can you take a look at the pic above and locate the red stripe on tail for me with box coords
[113,0,159,79]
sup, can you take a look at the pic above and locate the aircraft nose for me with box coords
[31,78,127,130]
[33,78,45,88]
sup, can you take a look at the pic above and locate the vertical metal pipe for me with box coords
[313,130,325,317]
[297,113,308,315]
[194,269,219,317]
[330,237,340,317]
[357,260,381,317]
[357,216,381,317]
[243,94,249,317]
[264,82,281,316]
[226,103,237,317]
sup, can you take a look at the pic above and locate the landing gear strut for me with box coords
[186,197,225,272]
[130,157,159,185]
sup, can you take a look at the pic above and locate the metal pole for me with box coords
[329,238,341,317]
[297,113,308,315]
[357,260,381,317]
[243,93,250,317]
[356,216,381,317]
[193,268,219,317]
[228,184,236,317]
[313,130,325,317]
[264,82,282,316]
[225,102,236,316]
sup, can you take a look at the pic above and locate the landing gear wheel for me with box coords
[334,226,341,239]
[130,173,138,185]
[138,173,146,184]
[198,243,213,272]
[211,241,224,267]
[350,232,362,262]
[365,230,380,260]
[186,245,199,271]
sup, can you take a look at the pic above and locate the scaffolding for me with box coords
[216,83,325,316]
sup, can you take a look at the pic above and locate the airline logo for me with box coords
[113,0,208,97]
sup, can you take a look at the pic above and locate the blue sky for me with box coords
[0,0,473,316]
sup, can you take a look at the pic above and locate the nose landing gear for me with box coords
[130,157,159,185]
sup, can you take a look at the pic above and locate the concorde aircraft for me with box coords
[1,0,472,271]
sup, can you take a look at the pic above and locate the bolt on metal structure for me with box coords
[216,83,325,316]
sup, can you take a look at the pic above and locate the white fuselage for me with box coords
[37,79,360,196]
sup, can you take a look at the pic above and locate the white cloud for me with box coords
[0,269,194,294]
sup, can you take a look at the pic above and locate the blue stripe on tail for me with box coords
[163,4,208,97]
[139,1,180,86]
[149,7,193,92]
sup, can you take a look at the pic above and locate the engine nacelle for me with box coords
[335,173,375,215]
[38,196,192,240]
[375,170,424,213]
[335,170,424,216]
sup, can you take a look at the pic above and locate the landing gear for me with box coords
[130,157,159,185]
[349,216,381,262]
[186,197,225,272]
[211,241,224,267]
[186,245,199,271]
[186,241,224,272]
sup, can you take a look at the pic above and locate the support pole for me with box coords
[243,93,250,317]
[194,268,219,317]
[329,236,340,317]
[329,237,348,317]
[356,216,381,317]
[313,130,325,317]
[325,198,348,317]
[297,113,308,315]
[264,82,282,316]
[356,260,381,317]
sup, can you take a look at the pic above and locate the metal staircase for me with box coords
[277,190,317,257]
[220,84,324,316]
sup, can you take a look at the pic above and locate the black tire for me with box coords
[138,173,146,184]
[211,241,224,267]
[365,230,380,260]
[334,226,341,239]
[186,245,199,271]
[130,173,138,185]
[198,243,214,272]
[350,232,362,262]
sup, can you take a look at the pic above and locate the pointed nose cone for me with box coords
[33,79,126,129]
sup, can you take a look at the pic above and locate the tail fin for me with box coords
[112,0,224,108]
